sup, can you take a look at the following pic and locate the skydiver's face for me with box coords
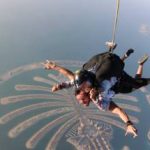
[76,90,90,104]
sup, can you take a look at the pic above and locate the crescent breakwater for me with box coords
[1,60,150,150]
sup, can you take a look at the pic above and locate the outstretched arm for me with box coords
[109,101,138,138]
[51,81,74,92]
[89,86,138,138]
[44,60,75,81]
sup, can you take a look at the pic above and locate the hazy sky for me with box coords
[0,0,150,73]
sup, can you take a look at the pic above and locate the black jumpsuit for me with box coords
[83,52,150,94]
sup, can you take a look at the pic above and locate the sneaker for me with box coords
[125,48,134,57]
[138,54,149,65]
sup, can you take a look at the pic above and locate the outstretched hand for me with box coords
[51,84,59,92]
[43,60,56,70]
[125,124,138,138]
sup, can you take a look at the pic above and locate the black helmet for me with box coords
[74,69,95,88]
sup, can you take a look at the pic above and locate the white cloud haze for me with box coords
[139,24,150,36]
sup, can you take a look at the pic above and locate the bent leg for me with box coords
[135,65,143,78]
[135,54,149,78]
[112,71,150,94]
[132,54,150,89]
[121,49,134,62]
[133,78,150,89]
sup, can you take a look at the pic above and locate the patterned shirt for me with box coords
[96,77,117,111]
